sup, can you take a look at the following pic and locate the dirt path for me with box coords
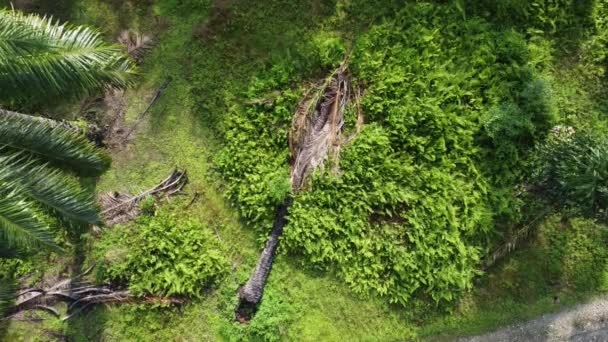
[459,295,608,342]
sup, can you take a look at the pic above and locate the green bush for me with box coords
[485,78,557,144]
[94,207,227,297]
[221,287,296,341]
[532,130,608,218]
[467,0,595,34]
[581,0,608,78]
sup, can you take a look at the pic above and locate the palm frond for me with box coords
[0,189,59,251]
[0,9,136,102]
[0,110,110,176]
[0,277,15,317]
[0,152,100,224]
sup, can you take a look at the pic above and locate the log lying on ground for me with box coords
[235,197,293,322]
[236,62,355,322]
[100,169,187,226]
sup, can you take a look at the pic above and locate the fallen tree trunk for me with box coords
[235,197,293,322]
[235,61,355,322]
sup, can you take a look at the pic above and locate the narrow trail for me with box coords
[458,295,608,342]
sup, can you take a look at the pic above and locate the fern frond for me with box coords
[0,110,110,176]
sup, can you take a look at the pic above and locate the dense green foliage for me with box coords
[533,129,608,217]
[218,2,558,306]
[93,206,227,298]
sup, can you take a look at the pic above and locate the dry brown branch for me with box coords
[100,169,187,226]
[118,30,154,63]
[121,78,172,143]
[5,264,183,321]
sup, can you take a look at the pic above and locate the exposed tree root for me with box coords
[236,60,359,322]
[99,169,187,227]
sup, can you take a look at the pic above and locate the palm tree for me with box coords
[0,9,135,105]
[0,9,134,314]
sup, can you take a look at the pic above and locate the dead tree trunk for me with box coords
[235,62,355,322]
[235,197,293,321]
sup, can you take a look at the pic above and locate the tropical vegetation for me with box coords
[1,0,608,341]
[0,8,132,317]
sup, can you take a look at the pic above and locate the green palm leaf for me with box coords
[0,277,15,317]
[0,189,59,250]
[0,152,100,224]
[0,110,111,176]
[0,9,136,102]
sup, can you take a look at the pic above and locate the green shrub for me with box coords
[467,0,595,34]
[532,130,608,218]
[138,195,156,216]
[221,286,297,341]
[94,207,227,298]
[485,78,557,144]
[581,0,608,78]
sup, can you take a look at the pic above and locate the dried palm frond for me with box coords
[5,266,183,321]
[289,62,351,190]
[118,30,153,63]
[100,169,187,227]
